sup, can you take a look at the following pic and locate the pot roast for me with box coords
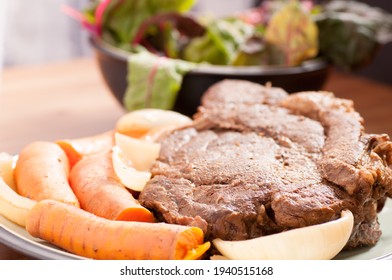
[139,80,392,249]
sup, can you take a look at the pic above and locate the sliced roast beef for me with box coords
[139,80,392,249]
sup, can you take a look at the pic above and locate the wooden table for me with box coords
[0,58,392,259]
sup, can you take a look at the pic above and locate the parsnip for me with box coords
[213,210,354,260]
[0,153,16,191]
[0,177,36,227]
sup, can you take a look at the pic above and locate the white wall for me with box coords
[3,0,91,67]
[195,0,255,17]
[0,0,6,68]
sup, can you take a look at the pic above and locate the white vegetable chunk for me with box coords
[213,210,354,260]
[112,146,152,192]
[114,132,160,172]
[115,108,192,138]
[0,177,36,227]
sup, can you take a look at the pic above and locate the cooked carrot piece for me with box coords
[14,141,79,207]
[26,200,210,260]
[56,130,114,167]
[69,152,154,222]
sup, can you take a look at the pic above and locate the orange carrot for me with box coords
[69,152,154,222]
[14,141,80,207]
[26,199,210,260]
[56,130,114,167]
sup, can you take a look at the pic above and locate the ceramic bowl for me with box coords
[91,37,331,116]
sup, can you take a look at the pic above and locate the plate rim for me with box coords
[0,223,84,260]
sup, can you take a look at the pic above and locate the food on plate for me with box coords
[14,141,80,207]
[69,152,154,222]
[111,146,152,192]
[213,210,354,260]
[26,199,210,260]
[2,80,392,260]
[56,130,114,167]
[0,152,16,191]
[111,132,161,192]
[0,177,36,227]
[114,132,160,171]
[115,108,192,138]
[139,80,392,256]
[0,154,36,227]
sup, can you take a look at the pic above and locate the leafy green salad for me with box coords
[65,0,392,111]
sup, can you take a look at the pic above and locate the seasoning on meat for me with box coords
[139,80,392,249]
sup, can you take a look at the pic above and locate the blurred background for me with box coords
[0,0,391,84]
[2,0,91,66]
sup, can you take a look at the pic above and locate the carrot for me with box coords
[56,130,114,167]
[69,152,154,222]
[26,199,210,260]
[14,141,80,207]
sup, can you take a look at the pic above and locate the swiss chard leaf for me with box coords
[88,0,197,49]
[182,17,254,65]
[264,0,319,66]
[132,12,205,58]
[315,0,392,70]
[123,52,196,111]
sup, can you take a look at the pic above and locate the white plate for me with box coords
[0,215,85,260]
[334,199,392,260]
[1,200,391,260]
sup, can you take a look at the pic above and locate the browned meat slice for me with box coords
[139,80,392,249]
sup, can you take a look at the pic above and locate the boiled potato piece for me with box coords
[213,210,354,260]
[112,146,152,192]
[115,108,192,138]
[114,132,160,171]
[0,177,36,227]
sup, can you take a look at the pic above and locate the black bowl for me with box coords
[91,37,331,116]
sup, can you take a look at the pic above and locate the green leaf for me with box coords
[94,0,196,47]
[315,0,392,70]
[265,0,319,66]
[123,52,196,111]
[320,0,392,44]
[132,13,205,59]
[182,18,254,65]
[315,13,379,71]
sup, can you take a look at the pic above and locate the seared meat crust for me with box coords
[139,80,392,248]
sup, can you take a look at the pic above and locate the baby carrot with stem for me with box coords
[26,199,210,260]
[14,141,79,207]
[69,151,154,222]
